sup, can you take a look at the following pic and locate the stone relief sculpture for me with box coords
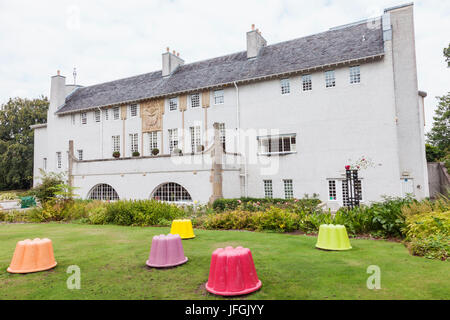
[142,99,164,132]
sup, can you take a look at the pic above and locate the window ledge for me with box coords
[258,151,297,156]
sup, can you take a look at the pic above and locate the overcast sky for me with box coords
[0,0,448,132]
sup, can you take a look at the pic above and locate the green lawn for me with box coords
[0,223,448,300]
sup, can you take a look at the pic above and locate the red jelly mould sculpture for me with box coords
[146,234,188,268]
[206,246,262,296]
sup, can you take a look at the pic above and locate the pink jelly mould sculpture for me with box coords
[206,246,262,296]
[146,234,188,268]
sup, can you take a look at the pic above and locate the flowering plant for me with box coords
[346,156,375,170]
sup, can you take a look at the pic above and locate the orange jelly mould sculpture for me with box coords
[7,238,57,274]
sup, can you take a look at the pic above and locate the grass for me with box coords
[0,223,448,300]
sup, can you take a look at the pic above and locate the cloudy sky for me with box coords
[0,0,448,132]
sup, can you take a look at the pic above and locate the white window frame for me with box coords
[257,134,297,155]
[94,110,101,123]
[283,179,294,199]
[219,123,226,151]
[328,180,337,201]
[189,126,202,153]
[112,135,121,153]
[77,149,83,161]
[169,97,178,111]
[263,180,273,198]
[147,131,159,154]
[349,65,361,84]
[189,93,201,108]
[280,78,290,95]
[129,133,139,154]
[325,70,336,88]
[56,152,62,169]
[104,109,109,121]
[113,107,120,120]
[168,128,179,153]
[302,74,312,91]
[81,112,87,125]
[214,90,224,105]
[129,104,139,118]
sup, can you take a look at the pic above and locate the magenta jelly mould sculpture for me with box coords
[206,246,262,296]
[146,234,188,268]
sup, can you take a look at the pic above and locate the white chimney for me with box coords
[162,47,184,77]
[246,24,267,59]
[49,70,66,115]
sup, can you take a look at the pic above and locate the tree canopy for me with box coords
[0,97,48,190]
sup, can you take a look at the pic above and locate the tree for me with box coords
[0,97,48,190]
[426,93,450,154]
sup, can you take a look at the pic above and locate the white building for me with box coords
[32,3,429,208]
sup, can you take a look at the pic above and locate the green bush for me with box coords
[408,235,449,261]
[29,170,65,203]
[212,197,321,213]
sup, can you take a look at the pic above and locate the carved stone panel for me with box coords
[141,99,164,132]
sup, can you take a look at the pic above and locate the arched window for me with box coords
[152,183,192,202]
[88,184,119,201]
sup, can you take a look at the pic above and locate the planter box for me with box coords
[0,200,21,210]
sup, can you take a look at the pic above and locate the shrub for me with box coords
[113,151,120,158]
[29,170,65,203]
[212,197,321,213]
[132,151,140,157]
[152,148,159,156]
[408,235,449,261]
[0,192,18,201]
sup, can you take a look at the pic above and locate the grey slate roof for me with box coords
[57,20,384,114]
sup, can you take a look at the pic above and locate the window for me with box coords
[113,107,120,120]
[56,152,62,169]
[152,182,192,202]
[280,78,290,94]
[148,131,159,153]
[168,128,179,153]
[264,180,273,198]
[190,93,200,108]
[71,114,76,125]
[112,135,120,153]
[88,184,119,201]
[258,134,297,155]
[95,110,101,122]
[325,70,336,88]
[43,158,47,171]
[129,133,139,154]
[284,179,294,199]
[214,90,224,105]
[302,74,312,91]
[190,126,202,153]
[342,180,363,207]
[81,112,87,125]
[169,97,178,111]
[349,65,360,84]
[77,150,83,161]
[219,123,226,151]
[104,109,109,121]
[129,104,138,118]
[328,180,337,200]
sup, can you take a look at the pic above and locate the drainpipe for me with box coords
[97,107,104,158]
[234,81,248,197]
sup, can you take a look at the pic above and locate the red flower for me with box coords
[345,165,351,170]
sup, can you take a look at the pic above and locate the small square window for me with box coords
[130,104,138,117]
[77,150,83,161]
[325,70,336,88]
[169,97,178,111]
[113,107,120,120]
[328,180,337,200]
[95,110,101,122]
[56,152,62,169]
[284,179,293,199]
[264,180,273,198]
[190,93,200,108]
[280,78,290,94]
[350,66,360,84]
[302,75,312,91]
[214,90,224,105]
[81,112,87,125]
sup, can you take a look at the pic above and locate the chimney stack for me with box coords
[162,48,184,77]
[48,70,66,117]
[247,24,267,59]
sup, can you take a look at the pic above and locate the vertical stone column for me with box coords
[209,122,223,204]
[202,90,210,147]
[68,140,74,188]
